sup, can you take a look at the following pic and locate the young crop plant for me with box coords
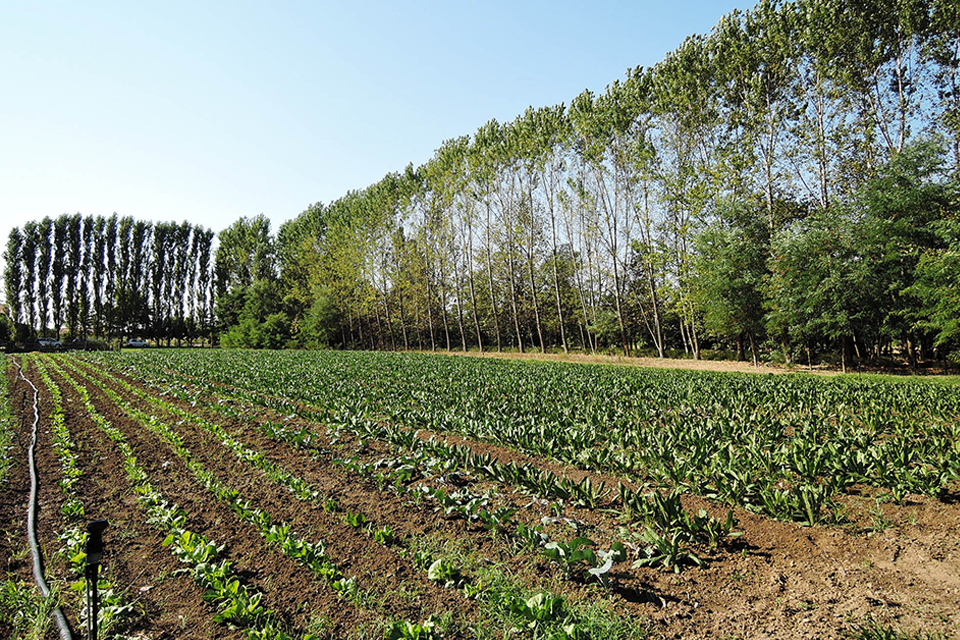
[515,522,551,551]
[385,615,445,640]
[373,525,396,546]
[540,537,626,587]
[630,528,704,573]
[344,512,367,528]
[427,558,464,589]
[477,506,517,534]
[619,486,740,548]
[504,592,581,639]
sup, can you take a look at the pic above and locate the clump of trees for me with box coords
[227,0,959,369]
[3,214,215,344]
[5,0,960,369]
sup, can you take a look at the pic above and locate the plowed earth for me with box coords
[3,355,959,640]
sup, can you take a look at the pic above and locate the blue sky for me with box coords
[1,0,748,282]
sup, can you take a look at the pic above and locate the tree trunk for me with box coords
[507,255,524,353]
[484,228,502,350]
[454,274,467,352]
[550,244,567,354]
[527,251,545,353]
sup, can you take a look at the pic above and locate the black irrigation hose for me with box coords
[15,357,74,640]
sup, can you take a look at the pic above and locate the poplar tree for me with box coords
[4,229,23,327]
[65,213,83,337]
[37,216,53,335]
[91,216,107,337]
[21,221,38,332]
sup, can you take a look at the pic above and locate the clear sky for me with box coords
[1,0,748,291]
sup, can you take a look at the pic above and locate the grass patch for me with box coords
[0,578,60,640]
[846,618,947,640]
[406,534,650,640]
[0,356,16,487]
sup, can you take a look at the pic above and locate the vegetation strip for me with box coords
[12,356,74,640]
[58,360,357,594]
[34,357,138,638]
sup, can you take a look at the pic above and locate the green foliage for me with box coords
[0,579,59,640]
[631,528,704,573]
[427,558,464,588]
[299,287,342,348]
[82,349,960,526]
[845,617,946,640]
[219,279,294,349]
[385,616,444,640]
[0,358,14,487]
[373,525,396,546]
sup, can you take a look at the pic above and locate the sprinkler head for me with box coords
[85,520,109,565]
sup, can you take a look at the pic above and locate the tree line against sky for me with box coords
[4,0,960,369]
[3,214,215,344]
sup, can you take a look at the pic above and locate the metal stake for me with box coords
[85,520,109,640]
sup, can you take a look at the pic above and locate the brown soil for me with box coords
[4,355,959,640]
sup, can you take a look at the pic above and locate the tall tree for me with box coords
[20,221,38,332]
[50,215,69,337]
[80,215,94,337]
[65,213,83,337]
[91,216,107,337]
[214,214,275,308]
[4,228,24,327]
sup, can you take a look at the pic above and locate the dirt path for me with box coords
[432,349,836,376]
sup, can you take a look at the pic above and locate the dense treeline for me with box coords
[226,0,957,369]
[3,213,215,344]
[5,0,960,369]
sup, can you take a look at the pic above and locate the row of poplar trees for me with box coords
[3,214,216,343]
[4,0,960,368]
[253,0,959,369]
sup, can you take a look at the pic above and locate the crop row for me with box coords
[46,357,321,640]
[32,356,137,638]
[50,357,465,638]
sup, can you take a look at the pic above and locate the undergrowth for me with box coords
[0,356,16,488]
[846,618,947,640]
[0,578,60,640]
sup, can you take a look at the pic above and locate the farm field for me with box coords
[2,350,959,640]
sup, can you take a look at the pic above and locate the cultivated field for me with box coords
[2,350,959,640]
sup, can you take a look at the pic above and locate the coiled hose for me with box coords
[15,357,74,640]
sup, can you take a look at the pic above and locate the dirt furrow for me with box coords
[70,357,677,615]
[68,355,960,640]
[40,359,251,640]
